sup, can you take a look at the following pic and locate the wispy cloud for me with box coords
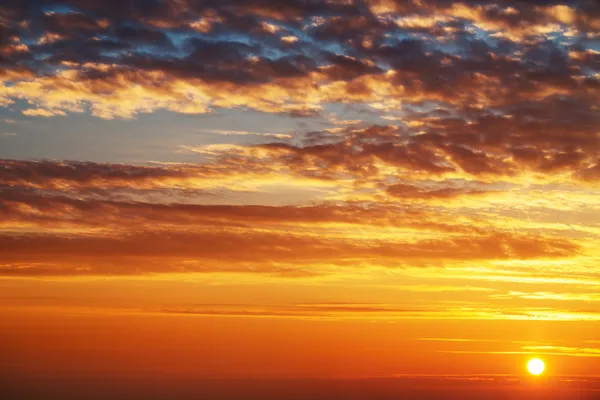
[198,129,293,139]
[417,338,498,343]
[441,345,600,358]
[22,108,67,117]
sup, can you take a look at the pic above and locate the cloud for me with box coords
[491,290,600,302]
[41,11,110,36]
[417,338,497,342]
[199,129,293,139]
[248,113,598,183]
[448,344,600,357]
[0,159,200,189]
[22,108,67,117]
[385,183,490,200]
[155,303,432,318]
[0,172,581,277]
[0,0,597,120]
[522,345,600,357]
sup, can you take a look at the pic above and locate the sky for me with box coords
[0,0,599,398]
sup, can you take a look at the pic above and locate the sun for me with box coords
[527,358,545,375]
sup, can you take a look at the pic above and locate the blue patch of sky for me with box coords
[99,29,259,60]
[164,19,344,65]
[583,37,600,52]
[466,24,498,45]
[84,34,127,58]
[384,29,419,45]
[261,47,289,61]
[323,103,385,124]
[382,27,475,61]
[300,23,348,56]
[404,101,455,115]
[171,30,263,56]
[320,41,349,57]
[126,42,180,58]
[428,38,462,56]
[282,20,313,41]
[39,4,77,14]
[0,100,28,120]
[0,105,331,163]
[544,30,582,49]
[295,40,343,66]
[431,25,493,57]
[165,31,192,56]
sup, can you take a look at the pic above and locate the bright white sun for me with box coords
[527,358,545,375]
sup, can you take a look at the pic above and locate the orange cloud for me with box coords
[0,177,581,277]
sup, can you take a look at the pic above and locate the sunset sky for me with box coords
[1,0,599,397]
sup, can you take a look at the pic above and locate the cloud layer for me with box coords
[1,1,600,326]
[0,0,599,119]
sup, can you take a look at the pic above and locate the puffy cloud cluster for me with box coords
[0,0,598,118]
[0,1,597,180]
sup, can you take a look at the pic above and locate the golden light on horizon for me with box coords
[527,358,546,376]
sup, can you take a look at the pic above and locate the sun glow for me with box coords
[527,358,545,375]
